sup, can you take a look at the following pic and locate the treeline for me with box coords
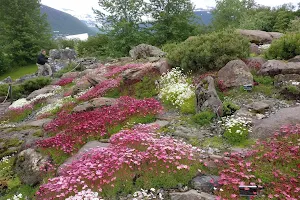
[1,0,300,74]
[77,0,300,59]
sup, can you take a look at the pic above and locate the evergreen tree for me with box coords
[0,0,51,67]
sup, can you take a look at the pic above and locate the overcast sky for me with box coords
[41,0,299,15]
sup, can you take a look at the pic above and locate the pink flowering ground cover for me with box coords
[37,96,163,153]
[78,78,122,101]
[55,77,75,86]
[104,63,143,78]
[213,125,300,200]
[36,125,204,199]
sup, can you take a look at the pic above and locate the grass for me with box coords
[0,64,37,81]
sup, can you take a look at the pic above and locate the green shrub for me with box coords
[266,33,300,60]
[192,111,216,126]
[77,34,109,58]
[223,123,249,145]
[180,96,196,114]
[222,101,240,116]
[21,77,51,94]
[0,84,24,100]
[286,85,300,95]
[165,29,250,72]
[253,74,274,85]
[134,76,159,99]
[0,50,11,74]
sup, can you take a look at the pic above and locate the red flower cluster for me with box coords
[214,125,300,200]
[36,125,202,199]
[55,77,74,86]
[37,97,163,153]
[78,78,122,101]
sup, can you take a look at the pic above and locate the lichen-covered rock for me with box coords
[196,76,223,116]
[288,55,300,63]
[122,63,159,83]
[61,72,80,79]
[129,44,166,60]
[91,97,117,108]
[217,60,253,88]
[238,29,283,44]
[50,49,77,60]
[15,148,51,186]
[191,175,220,193]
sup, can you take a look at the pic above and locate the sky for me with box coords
[41,0,299,15]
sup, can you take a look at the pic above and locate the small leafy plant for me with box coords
[192,110,216,126]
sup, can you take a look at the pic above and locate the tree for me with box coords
[212,0,256,30]
[0,0,52,67]
[94,0,148,57]
[148,0,198,46]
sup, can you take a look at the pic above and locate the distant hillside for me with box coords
[40,5,97,36]
[194,10,213,25]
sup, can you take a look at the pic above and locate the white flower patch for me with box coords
[8,98,31,109]
[221,116,253,134]
[65,189,103,200]
[158,68,195,108]
[292,82,300,86]
[30,92,55,103]
[36,96,74,116]
[7,193,22,200]
[133,188,164,200]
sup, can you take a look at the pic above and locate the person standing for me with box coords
[37,49,52,77]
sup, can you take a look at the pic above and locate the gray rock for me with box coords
[73,102,94,112]
[61,72,80,79]
[152,120,170,128]
[129,44,166,60]
[26,119,52,128]
[15,74,37,84]
[238,29,283,44]
[58,141,109,175]
[250,43,261,55]
[86,74,107,86]
[91,97,117,108]
[170,190,216,200]
[274,74,300,87]
[247,101,270,113]
[26,85,58,101]
[2,76,12,83]
[258,60,300,76]
[191,175,220,193]
[288,55,300,63]
[15,148,51,186]
[196,76,223,116]
[49,49,77,60]
[252,106,300,139]
[243,57,267,71]
[217,60,253,88]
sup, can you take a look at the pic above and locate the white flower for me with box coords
[9,98,30,109]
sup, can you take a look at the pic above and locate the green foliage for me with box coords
[76,34,110,58]
[180,96,196,114]
[266,33,300,60]
[286,85,300,95]
[56,39,78,49]
[0,138,23,159]
[0,84,23,100]
[0,49,11,74]
[53,63,82,78]
[21,77,51,94]
[134,76,159,99]
[104,88,121,98]
[253,74,274,85]
[192,111,216,126]
[223,123,249,145]
[222,101,240,116]
[0,0,52,67]
[288,17,300,32]
[166,30,250,72]
[148,0,198,46]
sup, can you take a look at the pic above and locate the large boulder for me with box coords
[49,49,77,60]
[129,44,166,60]
[91,97,117,108]
[15,149,51,186]
[217,60,253,88]
[288,55,300,63]
[170,190,216,200]
[86,74,107,86]
[250,43,261,55]
[196,76,223,116]
[238,29,283,44]
[26,85,58,101]
[251,106,300,139]
[122,63,160,83]
[58,141,109,175]
[258,60,300,76]
[152,58,171,74]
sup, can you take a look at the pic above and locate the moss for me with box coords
[222,101,240,116]
[33,129,44,137]
[0,138,23,159]
[134,75,159,99]
[192,111,216,126]
[202,136,225,148]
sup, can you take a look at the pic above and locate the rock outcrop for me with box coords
[191,175,220,193]
[238,29,283,44]
[258,60,300,76]
[196,76,223,116]
[217,60,253,88]
[26,85,58,101]
[129,44,166,60]
[252,106,300,139]
[15,149,51,186]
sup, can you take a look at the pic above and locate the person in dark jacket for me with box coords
[37,49,52,76]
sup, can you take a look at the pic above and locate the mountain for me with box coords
[194,8,213,25]
[40,5,97,36]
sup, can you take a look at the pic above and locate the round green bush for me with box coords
[266,33,300,60]
[165,29,250,72]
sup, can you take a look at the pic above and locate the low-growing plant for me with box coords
[253,74,274,85]
[222,101,240,116]
[180,96,196,114]
[192,110,216,126]
[222,116,251,145]
[266,32,300,60]
[21,77,51,94]
[165,29,250,72]
[134,76,159,99]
